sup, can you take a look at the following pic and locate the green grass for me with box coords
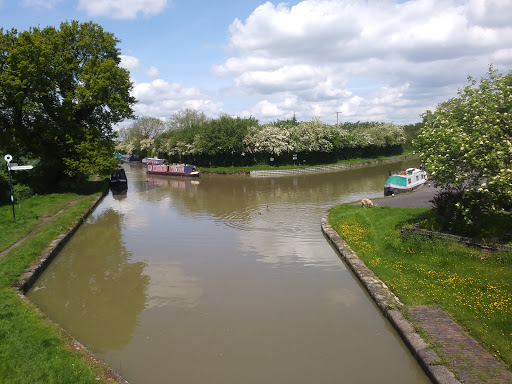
[0,193,81,252]
[0,183,116,384]
[201,153,415,173]
[0,289,102,384]
[328,204,512,370]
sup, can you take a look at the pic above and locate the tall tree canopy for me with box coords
[0,21,135,181]
[415,66,512,224]
[116,116,165,157]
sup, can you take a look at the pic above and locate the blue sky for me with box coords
[1,0,511,125]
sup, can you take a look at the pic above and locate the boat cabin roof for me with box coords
[386,175,407,186]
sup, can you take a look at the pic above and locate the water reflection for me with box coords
[144,261,203,309]
[110,184,128,199]
[146,175,200,191]
[27,160,431,384]
[28,208,149,352]
[141,166,389,222]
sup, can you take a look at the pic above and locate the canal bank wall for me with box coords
[250,154,418,177]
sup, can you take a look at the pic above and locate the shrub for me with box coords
[13,184,34,201]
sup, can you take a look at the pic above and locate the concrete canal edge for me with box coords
[11,187,130,384]
[321,214,461,384]
[250,154,418,177]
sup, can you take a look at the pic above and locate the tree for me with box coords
[116,116,165,157]
[415,66,512,224]
[0,21,136,182]
[167,108,207,130]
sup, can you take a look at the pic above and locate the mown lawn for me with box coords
[0,184,117,384]
[328,204,512,371]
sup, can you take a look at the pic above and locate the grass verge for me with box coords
[0,193,84,252]
[0,183,116,384]
[328,204,512,371]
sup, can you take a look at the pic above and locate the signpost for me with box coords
[10,165,33,171]
[4,154,33,222]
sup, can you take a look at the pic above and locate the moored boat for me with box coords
[144,157,167,165]
[110,167,128,186]
[146,158,200,177]
[384,167,428,196]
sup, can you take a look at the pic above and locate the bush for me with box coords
[13,184,34,201]
[430,188,464,219]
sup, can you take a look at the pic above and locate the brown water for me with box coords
[27,160,431,384]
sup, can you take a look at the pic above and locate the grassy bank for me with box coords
[328,204,512,371]
[0,184,116,384]
[201,153,416,173]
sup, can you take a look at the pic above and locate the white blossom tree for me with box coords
[415,66,512,223]
[244,124,293,156]
[290,119,334,153]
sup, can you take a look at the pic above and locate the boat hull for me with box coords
[384,182,424,196]
[147,170,200,177]
[147,164,200,177]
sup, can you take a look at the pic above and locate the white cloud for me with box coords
[120,55,140,70]
[243,100,284,119]
[214,0,512,123]
[132,79,223,119]
[467,0,512,28]
[78,0,169,19]
[145,66,160,78]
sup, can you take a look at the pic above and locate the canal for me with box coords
[27,160,431,384]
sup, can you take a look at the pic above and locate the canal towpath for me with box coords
[329,185,512,384]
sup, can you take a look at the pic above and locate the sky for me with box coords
[1,0,511,126]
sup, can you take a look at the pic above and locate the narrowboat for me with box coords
[110,167,128,186]
[146,158,200,177]
[384,168,428,196]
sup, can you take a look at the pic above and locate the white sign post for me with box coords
[4,154,33,222]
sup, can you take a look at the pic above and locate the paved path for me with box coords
[373,183,440,208]
[410,307,512,384]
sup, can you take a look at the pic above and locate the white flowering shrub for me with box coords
[244,124,293,155]
[115,140,134,154]
[415,66,512,224]
[289,119,334,153]
[139,138,154,153]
